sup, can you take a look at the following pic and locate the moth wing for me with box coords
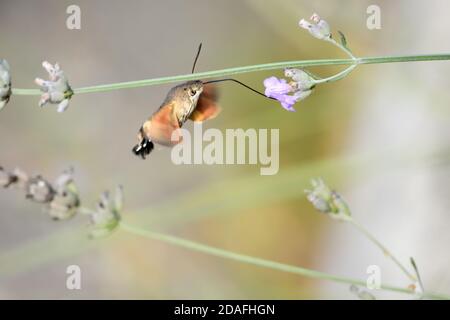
[146,103,183,146]
[189,84,221,122]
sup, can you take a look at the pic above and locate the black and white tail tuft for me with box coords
[132,128,154,159]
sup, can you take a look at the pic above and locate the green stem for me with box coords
[327,37,357,60]
[313,64,357,84]
[11,88,41,96]
[119,222,449,299]
[11,54,450,96]
[350,219,417,282]
[313,37,358,84]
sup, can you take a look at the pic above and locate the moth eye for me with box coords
[190,90,197,97]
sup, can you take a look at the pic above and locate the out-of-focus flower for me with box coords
[11,168,30,190]
[305,178,351,221]
[25,175,55,203]
[87,186,123,238]
[35,61,73,112]
[264,71,315,111]
[47,168,80,220]
[0,59,12,111]
[0,166,17,188]
[299,13,331,40]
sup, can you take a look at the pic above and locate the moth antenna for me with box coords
[203,78,275,101]
[191,43,202,74]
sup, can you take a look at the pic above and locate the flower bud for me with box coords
[293,89,313,101]
[284,68,316,90]
[35,61,73,112]
[299,13,331,40]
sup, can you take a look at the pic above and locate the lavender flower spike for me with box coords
[35,61,73,112]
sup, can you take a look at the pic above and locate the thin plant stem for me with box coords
[327,37,357,60]
[119,222,450,299]
[312,64,357,84]
[350,219,417,282]
[410,257,425,296]
[314,37,358,84]
[10,54,450,96]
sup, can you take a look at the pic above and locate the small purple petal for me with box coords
[263,76,292,98]
[270,92,299,112]
[279,96,299,112]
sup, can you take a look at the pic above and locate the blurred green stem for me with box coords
[11,54,450,95]
[119,222,449,299]
[350,219,417,282]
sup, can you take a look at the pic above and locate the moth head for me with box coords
[181,80,204,103]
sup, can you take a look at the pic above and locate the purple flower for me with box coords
[264,76,297,111]
[264,76,292,97]
[264,76,313,112]
[269,92,299,112]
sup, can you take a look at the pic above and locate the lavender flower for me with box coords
[263,76,297,111]
[264,70,315,111]
[87,186,123,238]
[0,59,12,111]
[263,76,292,96]
[35,61,73,112]
[299,13,331,40]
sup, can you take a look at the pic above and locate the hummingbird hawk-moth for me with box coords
[132,44,272,159]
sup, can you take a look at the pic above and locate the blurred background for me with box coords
[0,0,449,299]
